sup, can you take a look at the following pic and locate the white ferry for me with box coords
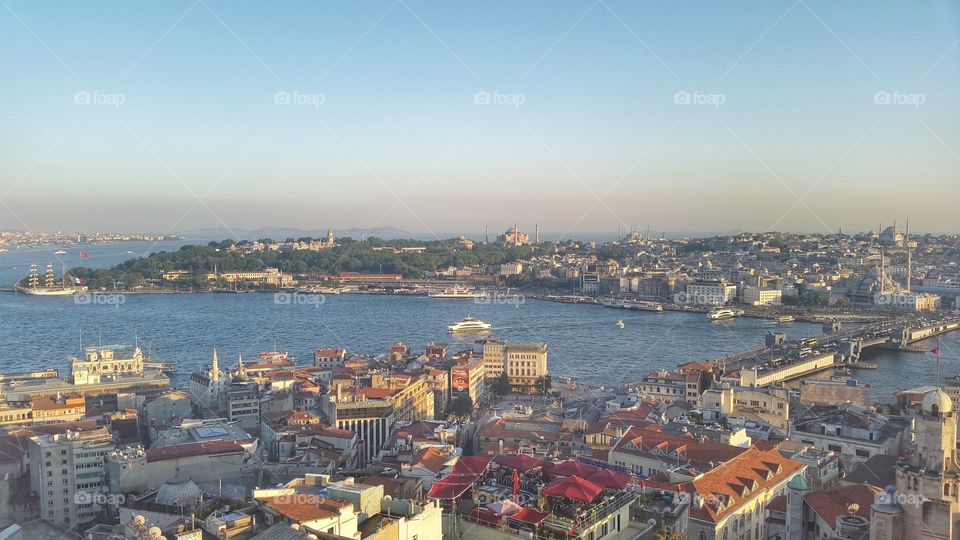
[448,315,492,332]
[429,285,485,299]
[603,299,664,312]
[777,315,796,323]
[707,308,736,321]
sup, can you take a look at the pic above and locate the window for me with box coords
[856,449,870,458]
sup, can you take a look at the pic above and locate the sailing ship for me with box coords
[16,263,85,296]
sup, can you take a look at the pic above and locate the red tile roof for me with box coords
[804,484,881,526]
[688,446,804,522]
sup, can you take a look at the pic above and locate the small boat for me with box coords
[126,250,134,254]
[777,315,796,323]
[143,361,178,374]
[707,308,736,321]
[54,250,67,255]
[448,315,492,332]
[616,320,625,329]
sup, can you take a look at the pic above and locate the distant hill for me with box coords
[178,226,412,241]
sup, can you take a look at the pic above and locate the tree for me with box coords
[535,375,553,396]
[653,530,681,540]
[446,396,473,418]
[493,373,511,396]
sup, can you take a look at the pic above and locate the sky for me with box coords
[0,0,958,239]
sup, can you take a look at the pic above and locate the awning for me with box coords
[545,460,603,479]
[494,454,548,473]
[427,478,474,499]
[586,469,632,490]
[510,507,551,525]
[542,475,604,503]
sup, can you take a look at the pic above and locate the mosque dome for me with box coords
[155,479,202,507]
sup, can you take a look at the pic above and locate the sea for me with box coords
[0,240,956,401]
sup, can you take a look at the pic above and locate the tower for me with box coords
[882,388,960,539]
[211,348,220,381]
[535,223,539,244]
[906,220,911,293]
[236,353,246,379]
[786,474,809,540]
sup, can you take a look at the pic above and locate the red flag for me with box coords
[512,469,519,502]
[79,251,89,259]
[932,347,940,355]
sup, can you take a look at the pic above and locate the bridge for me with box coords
[695,316,960,389]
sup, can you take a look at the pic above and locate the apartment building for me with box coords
[28,427,115,527]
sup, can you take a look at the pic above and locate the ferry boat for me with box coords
[259,351,292,363]
[54,249,67,255]
[429,285,485,299]
[16,263,85,296]
[602,299,664,312]
[448,315,492,332]
[776,315,796,323]
[707,308,736,321]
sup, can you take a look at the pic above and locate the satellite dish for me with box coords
[134,515,146,526]
[148,526,162,537]
[848,503,860,514]
[647,519,657,526]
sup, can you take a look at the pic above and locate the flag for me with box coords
[932,347,940,355]
[512,469,519,502]
[79,251,89,259]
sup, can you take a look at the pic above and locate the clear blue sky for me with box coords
[1,0,958,238]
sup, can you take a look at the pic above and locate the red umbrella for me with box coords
[494,453,547,472]
[546,460,603,479]
[541,475,603,503]
[586,469,632,490]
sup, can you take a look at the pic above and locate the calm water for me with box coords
[0,240,956,400]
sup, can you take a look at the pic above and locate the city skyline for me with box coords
[2,1,958,235]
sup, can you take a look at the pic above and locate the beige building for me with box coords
[871,388,960,540]
[742,286,782,306]
[700,384,790,432]
[504,342,548,392]
[70,345,144,385]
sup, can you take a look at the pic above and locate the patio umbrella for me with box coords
[541,475,603,503]
[586,469,632,490]
[494,454,547,472]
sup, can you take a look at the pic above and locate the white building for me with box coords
[685,281,737,306]
[28,428,115,527]
[742,286,782,306]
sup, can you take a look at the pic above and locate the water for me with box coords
[0,240,956,399]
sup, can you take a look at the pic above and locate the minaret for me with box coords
[236,353,246,378]
[535,224,539,244]
[327,228,334,245]
[905,220,911,293]
[211,348,220,381]
[879,247,885,295]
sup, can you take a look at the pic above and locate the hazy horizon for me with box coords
[2,1,958,236]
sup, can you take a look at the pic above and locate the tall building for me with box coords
[871,388,960,539]
[321,385,395,465]
[28,427,115,527]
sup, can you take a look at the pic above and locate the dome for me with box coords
[788,474,809,491]
[921,388,953,415]
[155,479,202,506]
